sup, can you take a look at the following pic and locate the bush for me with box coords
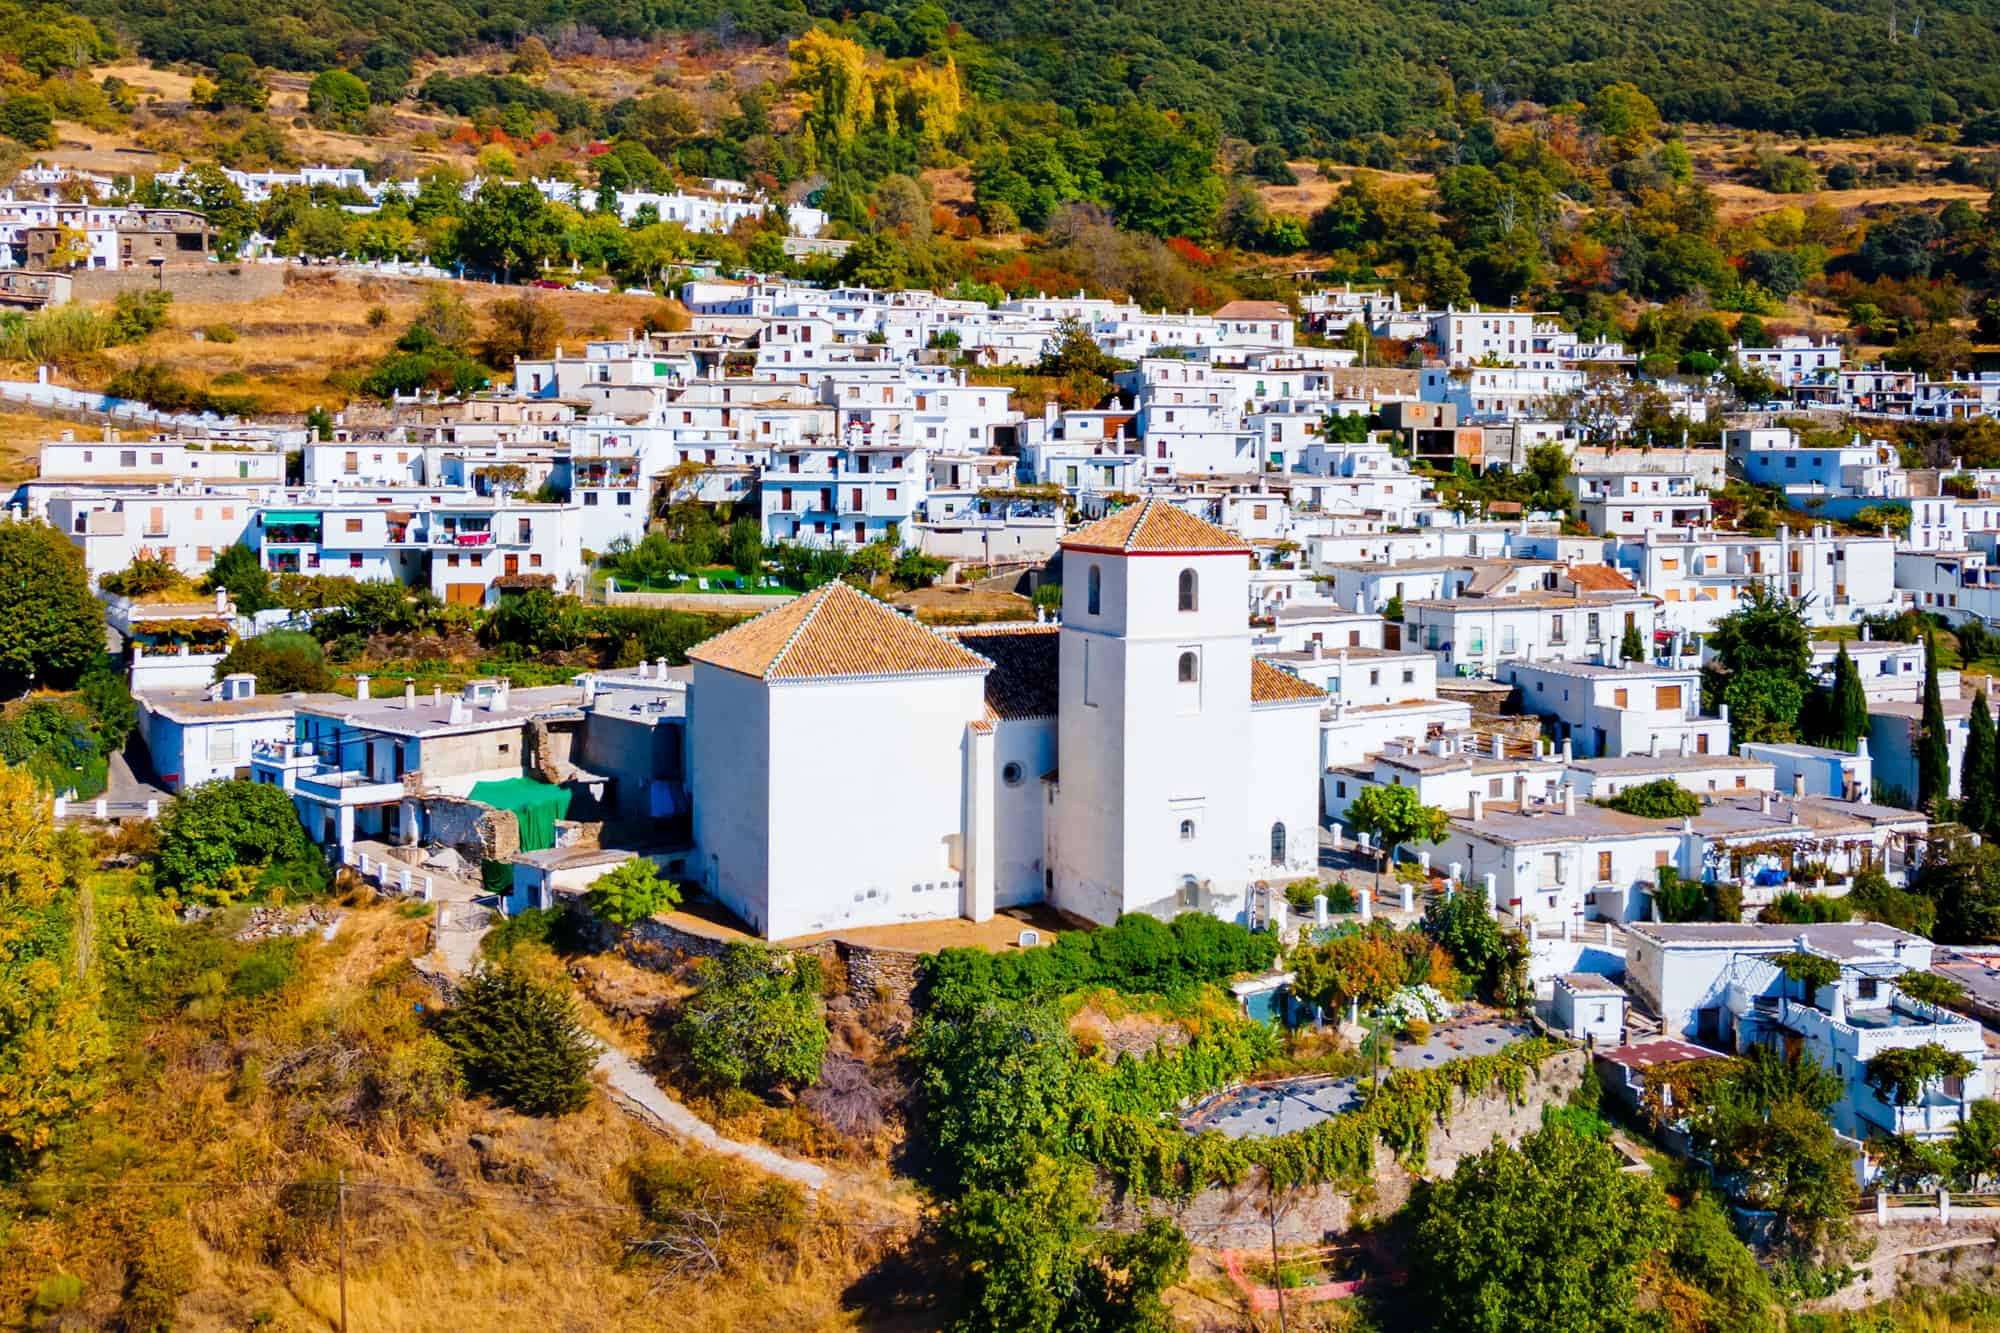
[436,963,596,1115]
[675,943,827,1091]
[152,778,317,902]
[215,631,334,693]
[1601,778,1701,819]
[1758,891,1853,925]
[583,858,682,926]
[920,912,1280,1007]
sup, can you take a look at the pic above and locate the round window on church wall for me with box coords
[1002,762,1025,786]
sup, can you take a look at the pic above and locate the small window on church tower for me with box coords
[1002,762,1024,786]
[1178,568,1198,611]
[1087,564,1102,615]
[1179,819,1196,841]
[1178,651,1199,683]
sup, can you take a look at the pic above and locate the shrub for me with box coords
[215,631,334,693]
[584,858,682,926]
[436,963,596,1115]
[153,778,317,903]
[919,912,1279,1007]
[1758,892,1853,925]
[674,943,827,1091]
[1601,778,1701,819]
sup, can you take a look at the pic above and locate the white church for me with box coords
[685,500,1326,938]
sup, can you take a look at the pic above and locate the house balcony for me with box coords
[292,765,407,806]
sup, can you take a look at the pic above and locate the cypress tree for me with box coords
[1831,641,1871,752]
[1966,689,1997,835]
[1918,630,1952,814]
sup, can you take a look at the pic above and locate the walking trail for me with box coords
[417,872,835,1194]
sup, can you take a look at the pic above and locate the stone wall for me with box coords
[70,264,285,305]
[1101,1048,1588,1247]
[422,794,518,863]
[617,911,927,1000]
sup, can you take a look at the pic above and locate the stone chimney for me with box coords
[355,674,371,701]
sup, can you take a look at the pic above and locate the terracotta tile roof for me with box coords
[687,581,991,682]
[1061,498,1251,555]
[1566,563,1637,593]
[948,624,1060,719]
[1211,299,1292,321]
[1251,659,1327,705]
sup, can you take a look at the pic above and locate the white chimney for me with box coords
[1469,790,1484,820]
[404,678,416,708]
[1563,786,1576,816]
[582,673,598,707]
[1793,772,1806,798]
[449,697,465,724]
[433,684,443,707]
[215,587,228,614]
[1760,790,1773,815]
[1561,738,1573,763]
[493,680,510,712]
[355,674,371,701]
[1649,734,1660,757]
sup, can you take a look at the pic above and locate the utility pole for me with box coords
[337,1170,349,1333]
[1266,1175,1288,1333]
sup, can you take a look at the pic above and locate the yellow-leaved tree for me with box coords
[0,764,107,1171]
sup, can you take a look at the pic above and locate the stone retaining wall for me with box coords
[618,911,927,999]
[1101,1048,1588,1247]
[70,264,285,305]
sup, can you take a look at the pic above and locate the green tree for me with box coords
[912,994,1080,1191]
[0,94,55,149]
[152,778,315,902]
[1966,689,1997,837]
[582,858,681,926]
[1416,1123,1668,1333]
[0,521,106,691]
[674,942,827,1091]
[452,181,562,283]
[208,54,269,111]
[943,1153,1186,1333]
[1707,584,1812,745]
[1920,630,1951,814]
[213,631,332,694]
[1620,622,1644,662]
[1425,892,1529,1007]
[1601,777,1700,819]
[1827,641,1871,752]
[305,68,370,131]
[0,763,108,1172]
[1345,783,1450,863]
[202,542,276,615]
[436,963,596,1116]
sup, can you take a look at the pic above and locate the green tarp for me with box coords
[261,510,322,525]
[468,776,572,853]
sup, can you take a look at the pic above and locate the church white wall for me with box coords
[688,662,773,932]
[1247,702,1323,879]
[992,717,1055,908]
[761,672,986,939]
